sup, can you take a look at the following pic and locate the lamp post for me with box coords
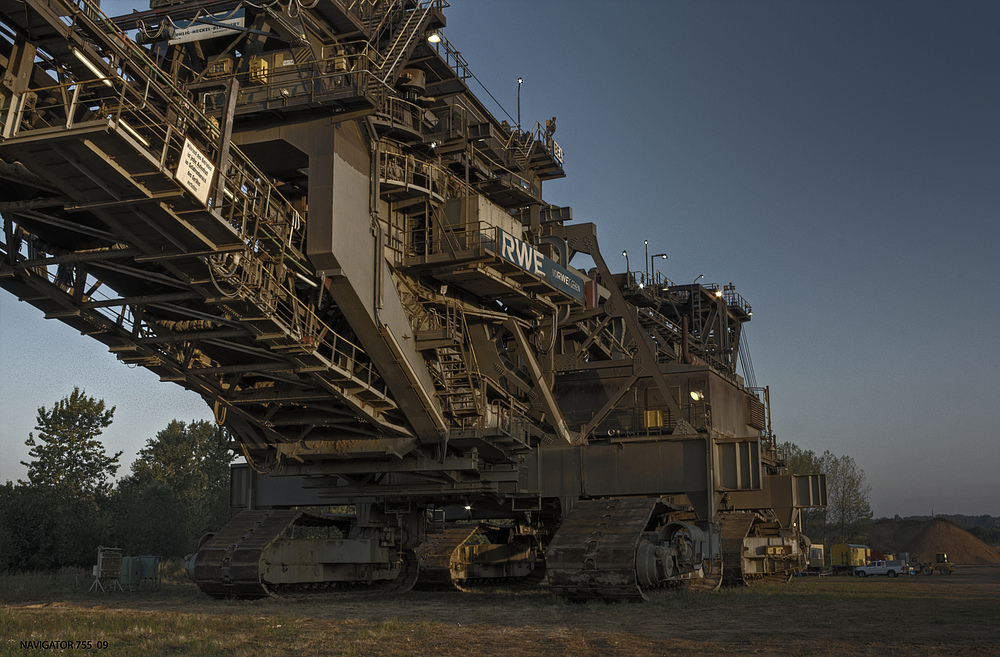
[517,77,522,131]
[622,249,629,276]
[643,240,648,284]
[651,253,667,285]
[693,274,704,285]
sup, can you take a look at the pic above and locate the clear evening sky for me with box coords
[1,1,996,517]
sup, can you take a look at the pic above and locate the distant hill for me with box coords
[878,514,999,526]
[867,518,1000,564]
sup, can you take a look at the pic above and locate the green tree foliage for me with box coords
[780,442,873,545]
[0,481,109,571]
[0,389,121,571]
[824,452,873,544]
[1,389,237,570]
[969,522,1000,546]
[112,420,234,556]
[21,388,120,497]
[109,477,187,557]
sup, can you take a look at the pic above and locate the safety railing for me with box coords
[355,0,405,40]
[633,270,674,290]
[346,0,403,30]
[4,0,394,402]
[501,120,563,168]
[205,251,391,399]
[379,147,452,199]
[637,305,684,342]
[51,0,306,263]
[378,1,435,85]
[404,220,498,260]
[723,285,752,316]
[425,31,470,82]
[361,1,459,80]
[224,60,378,108]
[480,400,529,445]
[376,95,429,134]
[3,68,310,275]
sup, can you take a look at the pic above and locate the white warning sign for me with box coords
[169,9,246,45]
[176,138,215,206]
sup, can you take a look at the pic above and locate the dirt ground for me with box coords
[3,565,1000,656]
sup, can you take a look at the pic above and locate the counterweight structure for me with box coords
[0,0,826,599]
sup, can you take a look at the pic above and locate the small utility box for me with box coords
[88,547,124,593]
[119,556,142,591]
[138,555,162,590]
[120,555,162,591]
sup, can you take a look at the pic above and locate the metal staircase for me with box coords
[378,2,440,85]
[418,302,480,417]
[367,0,442,104]
[435,342,479,417]
[509,132,535,173]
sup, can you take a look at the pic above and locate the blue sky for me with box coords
[2,1,997,517]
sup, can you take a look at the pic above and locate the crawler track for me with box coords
[414,525,481,590]
[716,511,801,586]
[191,510,327,598]
[545,498,659,600]
[719,512,758,586]
[416,524,545,592]
[190,510,417,598]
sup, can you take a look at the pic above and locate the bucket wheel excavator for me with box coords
[0,0,826,599]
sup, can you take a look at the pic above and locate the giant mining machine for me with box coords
[0,0,827,599]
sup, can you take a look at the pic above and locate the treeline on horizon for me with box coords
[0,388,233,572]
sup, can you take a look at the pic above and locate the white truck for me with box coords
[855,560,908,578]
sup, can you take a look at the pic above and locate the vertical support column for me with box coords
[1,38,37,139]
[214,78,240,211]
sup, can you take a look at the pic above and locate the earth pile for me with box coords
[868,518,1000,564]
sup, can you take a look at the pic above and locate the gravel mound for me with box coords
[868,518,1000,564]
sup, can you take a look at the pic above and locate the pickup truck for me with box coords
[855,560,908,578]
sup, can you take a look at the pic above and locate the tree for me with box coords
[824,452,873,543]
[121,420,234,554]
[780,442,873,545]
[1,389,122,570]
[21,388,120,497]
[109,476,187,557]
[0,480,109,571]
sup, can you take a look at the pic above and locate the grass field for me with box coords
[2,564,998,656]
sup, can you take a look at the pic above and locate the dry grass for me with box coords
[2,565,999,656]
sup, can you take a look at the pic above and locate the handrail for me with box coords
[501,121,561,161]
[379,1,436,85]
[60,0,303,248]
[426,31,470,82]
[2,0,396,405]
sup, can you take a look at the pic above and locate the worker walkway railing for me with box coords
[0,0,401,425]
[1,0,306,264]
